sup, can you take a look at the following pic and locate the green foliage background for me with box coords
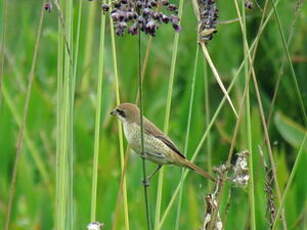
[0,0,306,229]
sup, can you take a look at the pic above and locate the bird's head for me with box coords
[110,103,140,123]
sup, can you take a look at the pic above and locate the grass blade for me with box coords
[4,6,45,230]
[109,12,130,230]
[200,43,238,118]
[90,6,106,222]
[175,45,199,230]
[272,134,307,230]
[55,0,74,229]
[159,62,242,228]
[269,0,307,124]
[154,0,185,227]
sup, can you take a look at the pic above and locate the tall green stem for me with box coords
[175,45,199,230]
[240,3,256,230]
[55,0,74,229]
[80,1,96,93]
[138,32,152,230]
[90,10,106,222]
[158,63,242,228]
[109,12,130,230]
[154,0,184,228]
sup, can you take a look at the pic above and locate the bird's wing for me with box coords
[154,135,186,159]
[143,117,186,159]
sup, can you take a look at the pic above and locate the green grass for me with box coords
[0,0,306,230]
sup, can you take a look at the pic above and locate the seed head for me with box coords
[198,0,219,43]
[101,4,110,12]
[44,2,52,13]
[99,0,181,36]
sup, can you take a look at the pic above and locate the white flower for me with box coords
[87,221,104,230]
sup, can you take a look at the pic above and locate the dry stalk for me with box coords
[202,151,250,230]
[259,146,276,229]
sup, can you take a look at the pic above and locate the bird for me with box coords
[110,103,215,183]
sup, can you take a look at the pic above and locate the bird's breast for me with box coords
[123,122,139,145]
[123,122,173,164]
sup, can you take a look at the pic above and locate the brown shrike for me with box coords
[111,103,215,182]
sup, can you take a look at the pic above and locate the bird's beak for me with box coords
[110,109,116,116]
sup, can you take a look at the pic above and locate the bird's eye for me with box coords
[116,109,126,118]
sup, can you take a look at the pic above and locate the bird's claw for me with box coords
[142,177,150,187]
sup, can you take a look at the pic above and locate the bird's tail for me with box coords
[182,159,216,182]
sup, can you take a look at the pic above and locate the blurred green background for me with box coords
[0,0,306,229]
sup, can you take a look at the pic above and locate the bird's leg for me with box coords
[142,165,162,187]
[142,179,150,187]
[148,165,163,180]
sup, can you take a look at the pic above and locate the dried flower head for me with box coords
[244,0,254,9]
[202,178,223,230]
[87,221,104,230]
[232,150,249,187]
[101,0,181,36]
[198,0,218,43]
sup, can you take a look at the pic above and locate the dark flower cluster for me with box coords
[100,0,181,36]
[44,2,53,13]
[198,0,218,43]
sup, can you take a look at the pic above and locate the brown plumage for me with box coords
[111,103,215,182]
